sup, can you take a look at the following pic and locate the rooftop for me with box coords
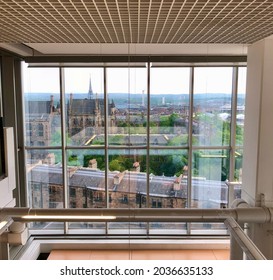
[28,164,238,205]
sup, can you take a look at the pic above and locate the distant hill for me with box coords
[24,92,244,108]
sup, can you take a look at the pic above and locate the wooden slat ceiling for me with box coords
[0,0,272,44]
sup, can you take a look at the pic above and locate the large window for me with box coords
[23,62,246,235]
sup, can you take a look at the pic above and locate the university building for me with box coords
[67,77,117,141]
[25,95,59,147]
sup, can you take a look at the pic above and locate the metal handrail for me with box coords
[0,206,272,223]
[1,206,270,260]
[224,217,266,260]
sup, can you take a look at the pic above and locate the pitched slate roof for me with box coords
[28,165,63,185]
[68,98,116,116]
[28,164,241,204]
[25,101,52,115]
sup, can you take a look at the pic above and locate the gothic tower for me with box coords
[94,92,102,134]
[88,75,93,99]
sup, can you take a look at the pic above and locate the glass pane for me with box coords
[26,149,63,230]
[193,67,233,146]
[108,149,147,230]
[64,68,105,146]
[108,149,147,207]
[236,67,246,146]
[191,149,229,233]
[192,149,229,208]
[190,222,227,234]
[67,149,106,230]
[23,66,61,146]
[149,149,188,231]
[67,149,106,208]
[150,68,190,146]
[107,68,147,146]
[149,149,188,207]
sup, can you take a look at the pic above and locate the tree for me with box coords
[83,154,105,170]
[68,154,81,166]
[149,152,188,177]
[109,159,125,172]
[236,125,244,145]
[169,113,179,127]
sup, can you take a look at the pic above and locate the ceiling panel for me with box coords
[0,0,273,44]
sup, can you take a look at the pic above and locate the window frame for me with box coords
[23,61,246,236]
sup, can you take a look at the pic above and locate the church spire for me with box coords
[88,75,93,99]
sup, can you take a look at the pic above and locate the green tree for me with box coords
[236,125,244,145]
[83,154,105,170]
[149,152,188,177]
[169,113,179,127]
[68,154,81,166]
[159,115,170,127]
[109,159,125,172]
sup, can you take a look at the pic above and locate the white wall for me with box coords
[243,37,273,207]
[243,37,273,258]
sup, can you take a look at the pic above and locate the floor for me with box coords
[48,249,229,260]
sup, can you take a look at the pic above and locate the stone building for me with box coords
[28,159,240,210]
[28,164,188,210]
[29,165,63,209]
[25,95,59,147]
[67,77,117,142]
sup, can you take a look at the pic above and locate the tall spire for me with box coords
[88,75,93,99]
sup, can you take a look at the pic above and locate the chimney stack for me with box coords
[43,153,55,165]
[182,165,188,178]
[173,174,182,191]
[88,159,97,169]
[114,171,126,185]
[133,162,140,172]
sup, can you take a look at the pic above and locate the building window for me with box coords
[70,201,76,208]
[121,194,128,204]
[49,186,56,194]
[26,123,32,137]
[152,199,162,208]
[24,63,245,234]
[33,183,41,192]
[94,192,103,202]
[69,188,76,197]
[37,123,44,137]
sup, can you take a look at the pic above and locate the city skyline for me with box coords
[23,63,247,95]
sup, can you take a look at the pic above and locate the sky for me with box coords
[23,62,246,95]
